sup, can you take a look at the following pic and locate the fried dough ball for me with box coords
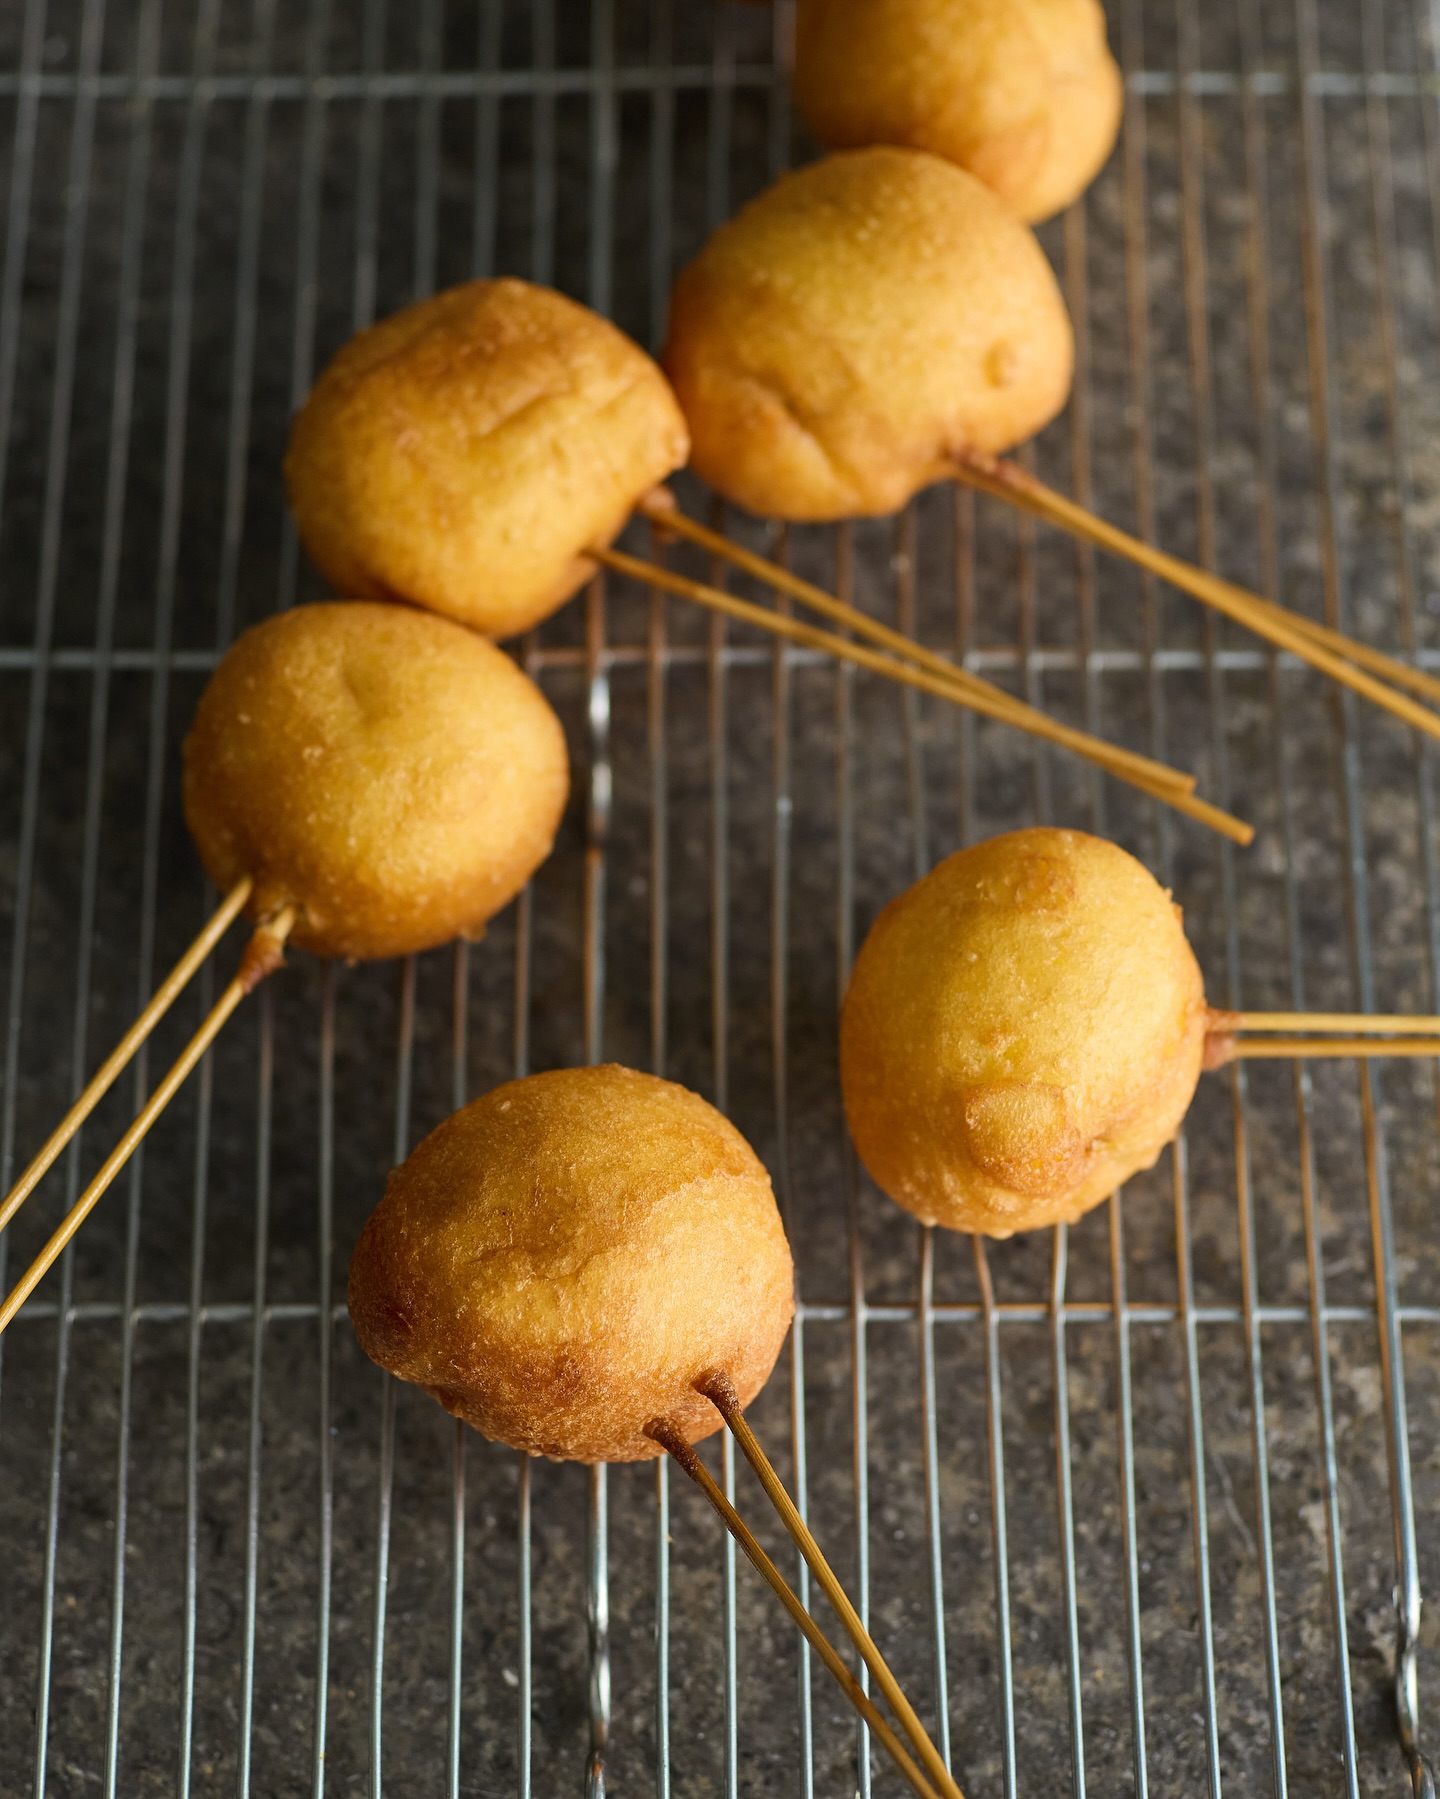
[348,1065,795,1463]
[183,602,568,962]
[840,829,1207,1236]
[285,279,690,639]
[663,148,1073,521]
[793,0,1123,225]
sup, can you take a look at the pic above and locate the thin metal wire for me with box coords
[697,22,742,1789]
[511,15,551,1790]
[583,573,613,1799]
[648,0,674,357]
[532,0,555,290]
[1,53,1440,107]
[721,1427,739,1799]
[448,1419,466,1799]
[447,927,470,1799]
[312,965,337,1798]
[281,0,337,1783]
[16,3,116,1790]
[1064,191,1105,836]
[1117,0,1168,875]
[276,0,333,613]
[4,638,1435,675]
[517,1455,533,1799]
[1293,7,1435,1797]
[1363,15,1440,1790]
[892,436,953,1790]
[587,1463,612,1799]
[1174,3,1290,1788]
[1049,1226,1086,1799]
[645,17,675,1791]
[767,524,796,1778]
[653,1455,671,1799]
[8,1295,1436,1330]
[238,983,278,1799]
[0,65,784,101]
[32,1195,76,1799]
[917,1229,952,1773]
[846,968,873,1799]
[1173,1137,1222,1796]
[177,6,282,1793]
[584,3,618,1775]
[62,7,163,1794]
[0,0,45,659]
[832,521,874,1799]
[215,0,278,648]
[179,944,219,1799]
[369,957,416,1799]
[1232,2,1363,1781]
[5,65,1440,102]
[1106,1194,1148,1799]
[974,1238,1017,1799]
[471,1,502,278]
[1117,8,1220,1789]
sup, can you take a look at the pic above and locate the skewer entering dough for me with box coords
[664,146,1072,522]
[285,278,690,639]
[840,827,1440,1238]
[348,1062,962,1799]
[0,601,570,1331]
[348,1063,794,1463]
[183,600,569,960]
[664,146,1440,747]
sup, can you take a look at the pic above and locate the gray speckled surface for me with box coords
[1,1,1439,1794]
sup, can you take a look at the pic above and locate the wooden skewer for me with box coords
[697,1371,965,1799]
[1219,1037,1440,1061]
[1256,601,1440,709]
[635,493,1195,797]
[0,877,254,1241]
[1215,1011,1440,1035]
[950,453,1440,747]
[646,1417,949,1799]
[0,905,296,1337]
[594,547,1254,846]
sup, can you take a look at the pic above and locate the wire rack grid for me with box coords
[1,0,1440,1795]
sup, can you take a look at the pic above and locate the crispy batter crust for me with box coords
[840,829,1208,1235]
[663,148,1073,521]
[348,1066,796,1463]
[285,279,690,638]
[183,602,569,961]
[794,0,1122,225]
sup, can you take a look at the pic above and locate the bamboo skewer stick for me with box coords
[1216,1011,1440,1035]
[1219,1038,1440,1061]
[646,1418,949,1799]
[697,1371,965,1799]
[1203,1008,1440,1065]
[1254,600,1440,709]
[0,877,254,1240]
[634,493,1195,796]
[950,453,1440,745]
[594,547,1254,846]
[0,905,296,1337]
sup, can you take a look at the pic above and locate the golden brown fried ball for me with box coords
[348,1065,795,1463]
[840,829,1207,1237]
[663,148,1073,521]
[285,279,690,639]
[183,601,568,962]
[793,0,1123,225]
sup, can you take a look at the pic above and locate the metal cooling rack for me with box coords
[2,0,1439,1794]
